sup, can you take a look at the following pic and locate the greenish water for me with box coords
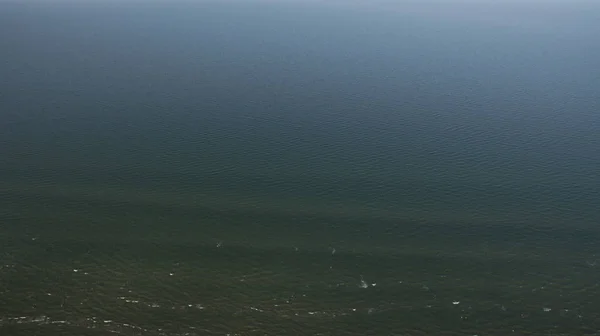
[1,1,600,335]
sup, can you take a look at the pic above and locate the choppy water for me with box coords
[1,1,600,335]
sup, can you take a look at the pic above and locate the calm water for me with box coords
[1,1,599,335]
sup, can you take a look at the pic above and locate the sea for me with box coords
[1,1,599,335]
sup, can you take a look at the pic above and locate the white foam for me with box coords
[359,275,368,288]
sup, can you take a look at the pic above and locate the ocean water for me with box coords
[1,1,599,335]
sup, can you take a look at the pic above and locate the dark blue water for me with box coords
[1,1,599,335]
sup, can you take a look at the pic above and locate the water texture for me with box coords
[1,1,599,335]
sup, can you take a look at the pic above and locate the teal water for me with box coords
[1,1,600,335]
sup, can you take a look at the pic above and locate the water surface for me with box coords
[1,1,599,335]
